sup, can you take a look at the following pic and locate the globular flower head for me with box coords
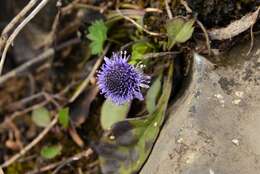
[97,51,150,105]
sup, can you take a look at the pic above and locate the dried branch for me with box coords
[25,148,93,174]
[164,0,173,19]
[0,37,80,85]
[0,114,58,168]
[0,0,51,75]
[3,84,77,129]
[180,0,192,13]
[143,51,180,59]
[115,9,163,37]
[0,0,39,52]
[0,167,3,174]
[69,44,111,102]
[196,20,212,55]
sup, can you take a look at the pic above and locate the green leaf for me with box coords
[97,63,174,174]
[165,18,194,49]
[130,41,154,65]
[101,100,130,130]
[86,20,108,55]
[58,107,69,128]
[146,74,162,113]
[40,145,62,159]
[32,107,51,128]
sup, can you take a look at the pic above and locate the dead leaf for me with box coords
[209,7,260,40]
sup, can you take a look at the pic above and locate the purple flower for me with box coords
[97,51,150,105]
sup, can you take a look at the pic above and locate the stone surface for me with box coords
[141,38,260,174]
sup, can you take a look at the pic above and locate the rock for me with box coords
[141,37,260,174]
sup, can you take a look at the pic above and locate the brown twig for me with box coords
[0,167,4,174]
[61,0,81,15]
[143,51,180,59]
[144,8,163,13]
[44,3,61,48]
[196,20,212,55]
[115,8,163,37]
[0,37,80,85]
[75,3,105,12]
[0,114,58,168]
[247,24,255,55]
[35,1,84,49]
[164,0,173,19]
[52,148,93,174]
[120,41,134,51]
[5,120,23,150]
[69,43,111,102]
[7,100,50,125]
[43,92,61,109]
[0,0,51,75]
[1,82,77,129]
[7,92,45,111]
[35,0,65,49]
[180,0,192,13]
[25,148,93,174]
[0,0,39,53]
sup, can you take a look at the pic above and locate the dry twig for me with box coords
[69,44,111,102]
[25,148,93,174]
[52,148,93,174]
[180,0,192,13]
[5,120,23,150]
[0,114,58,168]
[0,167,4,174]
[0,37,80,85]
[247,23,255,55]
[196,20,212,55]
[0,0,39,52]
[0,0,51,75]
[143,51,180,59]
[115,9,163,37]
[164,0,173,19]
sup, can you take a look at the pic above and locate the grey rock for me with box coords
[141,37,260,174]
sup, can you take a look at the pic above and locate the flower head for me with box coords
[97,51,150,105]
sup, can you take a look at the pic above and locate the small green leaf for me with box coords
[101,100,130,130]
[130,41,154,64]
[165,18,194,49]
[87,20,108,55]
[40,145,62,159]
[97,63,174,174]
[32,107,50,127]
[146,74,162,113]
[58,107,69,128]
